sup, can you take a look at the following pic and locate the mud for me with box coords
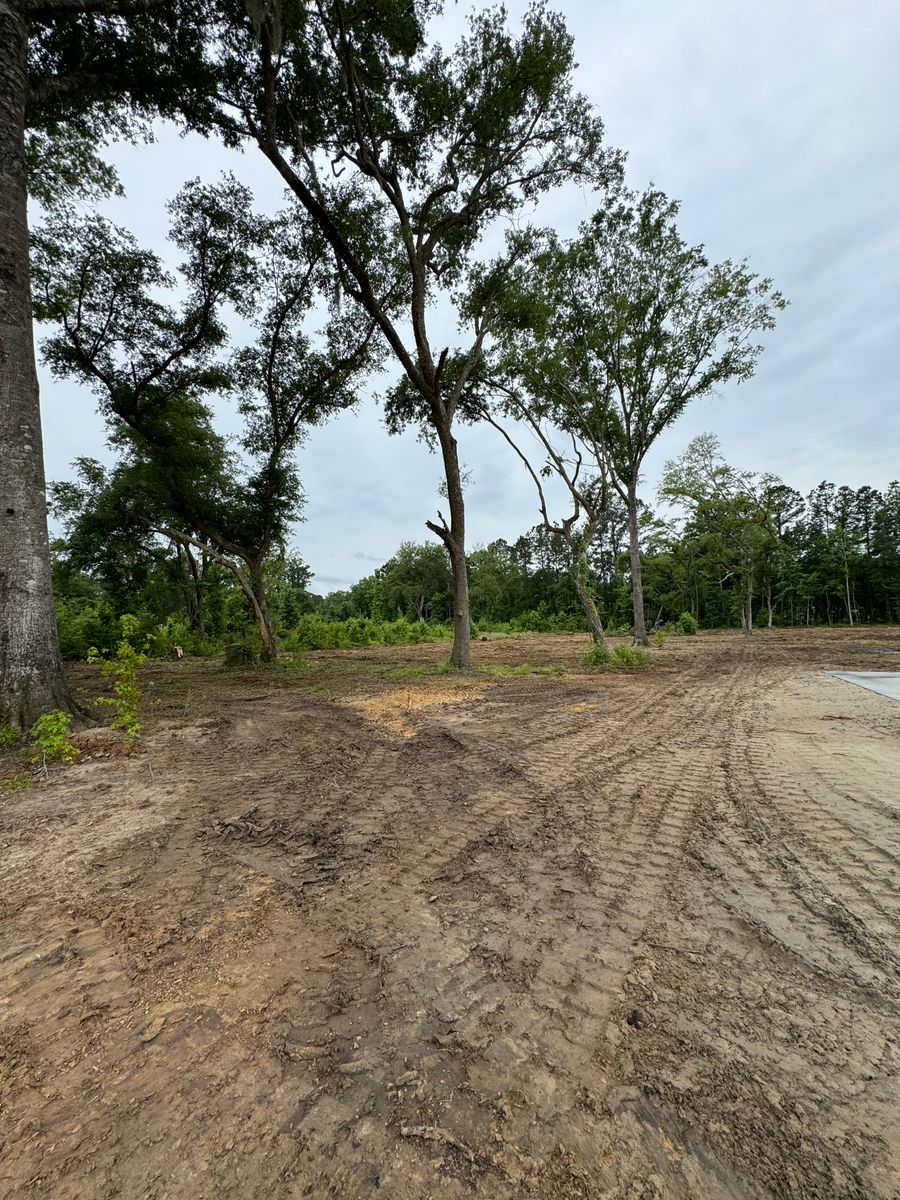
[1,628,899,1199]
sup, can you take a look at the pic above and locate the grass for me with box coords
[0,772,34,793]
[386,663,463,680]
[582,642,650,670]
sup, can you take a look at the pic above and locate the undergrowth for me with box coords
[31,710,78,762]
[582,642,650,669]
[87,614,147,738]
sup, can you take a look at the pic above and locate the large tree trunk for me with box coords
[0,5,75,730]
[428,420,471,669]
[626,482,648,646]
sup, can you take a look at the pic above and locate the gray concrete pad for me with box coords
[828,672,900,702]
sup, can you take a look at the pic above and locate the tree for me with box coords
[660,434,786,634]
[380,542,451,623]
[199,0,621,667]
[33,178,380,660]
[489,186,786,645]
[1,0,218,728]
[480,397,617,648]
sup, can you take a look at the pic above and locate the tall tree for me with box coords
[1,0,216,727]
[200,0,621,667]
[488,186,786,645]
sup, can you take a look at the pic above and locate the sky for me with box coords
[36,0,900,593]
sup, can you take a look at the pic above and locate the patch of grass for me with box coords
[0,772,33,793]
[267,653,312,671]
[481,663,568,676]
[385,662,461,680]
[582,642,650,670]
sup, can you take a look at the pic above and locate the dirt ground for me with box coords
[2,628,900,1200]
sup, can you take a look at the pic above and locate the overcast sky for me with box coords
[37,0,900,593]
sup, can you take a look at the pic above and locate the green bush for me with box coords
[285,614,454,652]
[144,616,216,659]
[506,603,588,634]
[31,710,78,762]
[582,641,650,669]
[675,611,699,636]
[653,629,668,648]
[56,597,119,659]
[0,725,20,748]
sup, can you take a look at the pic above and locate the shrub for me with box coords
[653,629,668,648]
[31,710,78,762]
[582,642,650,669]
[0,725,20,748]
[144,616,216,659]
[285,615,454,652]
[56,597,119,659]
[675,611,699,636]
[224,632,262,667]
[87,615,146,738]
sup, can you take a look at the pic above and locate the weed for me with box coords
[0,724,20,748]
[386,662,460,680]
[31,710,78,762]
[653,629,668,648]
[582,642,650,670]
[0,772,33,792]
[87,614,146,738]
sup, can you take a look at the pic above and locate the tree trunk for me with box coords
[0,6,75,730]
[428,419,471,669]
[767,583,773,628]
[248,562,278,662]
[185,545,206,637]
[740,570,754,635]
[626,482,648,646]
[844,563,854,626]
[570,546,607,649]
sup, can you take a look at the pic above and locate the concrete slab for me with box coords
[828,672,900,702]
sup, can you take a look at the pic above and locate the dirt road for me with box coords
[1,630,899,1198]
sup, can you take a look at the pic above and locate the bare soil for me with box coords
[2,628,899,1199]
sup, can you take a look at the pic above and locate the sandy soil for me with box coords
[1,628,899,1199]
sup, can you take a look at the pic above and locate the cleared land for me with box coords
[2,628,899,1199]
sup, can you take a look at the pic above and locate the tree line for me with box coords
[50,441,900,659]
[2,0,787,726]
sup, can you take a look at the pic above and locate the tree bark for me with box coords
[626,482,648,646]
[247,561,277,662]
[0,4,75,729]
[740,570,754,635]
[571,552,607,648]
[427,419,470,668]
